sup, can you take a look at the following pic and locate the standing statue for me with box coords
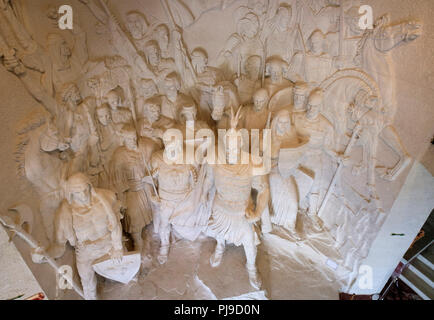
[93,104,122,189]
[151,139,202,264]
[297,29,337,86]
[293,89,342,223]
[160,72,189,120]
[138,96,176,147]
[242,88,270,131]
[264,57,292,98]
[143,40,177,92]
[36,173,123,300]
[268,109,306,233]
[264,3,303,65]
[136,78,159,118]
[218,12,264,77]
[204,108,269,290]
[234,55,262,105]
[104,86,134,126]
[57,83,99,177]
[191,48,225,119]
[110,125,157,254]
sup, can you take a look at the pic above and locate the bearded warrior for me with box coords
[41,173,123,300]
[204,107,269,290]
[110,125,157,253]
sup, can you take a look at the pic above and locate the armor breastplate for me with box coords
[71,198,109,244]
[214,165,252,203]
[158,164,191,197]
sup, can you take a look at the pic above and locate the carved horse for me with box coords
[16,115,69,241]
[210,81,241,130]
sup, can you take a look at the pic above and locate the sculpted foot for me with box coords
[210,243,225,267]
[381,156,411,181]
[247,264,262,290]
[157,245,169,265]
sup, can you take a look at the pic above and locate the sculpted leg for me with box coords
[131,230,144,254]
[260,205,272,234]
[243,236,261,290]
[76,254,97,300]
[210,238,225,268]
[157,216,171,265]
[379,125,411,181]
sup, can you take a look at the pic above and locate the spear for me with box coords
[160,0,198,85]
[338,0,345,69]
[0,211,85,299]
[317,124,361,219]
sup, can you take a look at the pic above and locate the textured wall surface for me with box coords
[0,0,432,299]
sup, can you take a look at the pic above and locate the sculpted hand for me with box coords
[58,142,70,152]
[403,21,422,42]
[172,27,182,42]
[110,249,123,264]
[31,247,47,264]
[246,204,260,223]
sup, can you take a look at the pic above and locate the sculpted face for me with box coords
[156,25,169,49]
[211,87,225,121]
[307,103,320,119]
[309,33,324,55]
[146,44,161,67]
[270,65,283,83]
[147,103,161,123]
[141,81,158,98]
[294,94,306,110]
[97,108,111,126]
[192,54,207,74]
[239,19,258,40]
[253,92,268,112]
[181,107,196,123]
[107,92,121,110]
[123,132,138,150]
[67,86,82,108]
[127,13,146,40]
[276,114,291,136]
[164,79,178,100]
[70,183,91,206]
[59,39,71,58]
[277,7,291,30]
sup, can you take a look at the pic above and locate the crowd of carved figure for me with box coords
[0,0,421,299]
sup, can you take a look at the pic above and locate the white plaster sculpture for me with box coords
[34,173,124,300]
[204,108,269,290]
[234,55,262,105]
[269,109,306,233]
[293,89,343,224]
[110,125,157,254]
[2,0,423,299]
[138,96,176,147]
[151,138,208,264]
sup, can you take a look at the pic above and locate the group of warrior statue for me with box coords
[0,0,421,299]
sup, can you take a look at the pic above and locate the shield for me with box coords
[92,251,141,284]
[278,138,310,177]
